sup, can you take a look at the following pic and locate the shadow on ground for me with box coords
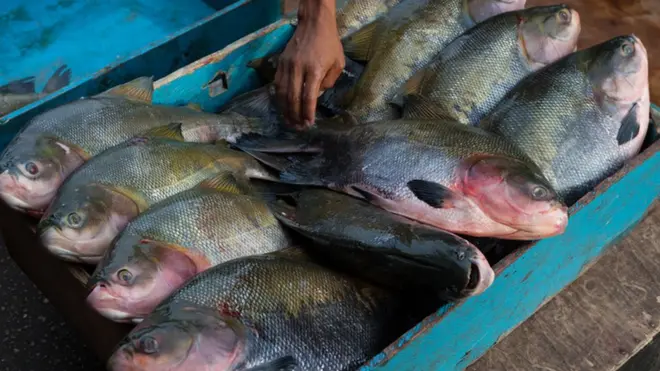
[0,241,102,370]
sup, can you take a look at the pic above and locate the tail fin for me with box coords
[221,85,276,118]
[239,148,325,186]
[43,65,72,94]
[0,77,36,94]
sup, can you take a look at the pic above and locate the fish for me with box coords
[236,116,568,240]
[0,77,276,215]
[37,129,274,264]
[336,0,405,39]
[479,35,650,205]
[244,53,365,117]
[269,188,494,299]
[86,173,292,323]
[0,65,72,116]
[108,250,407,371]
[342,0,526,122]
[402,5,581,125]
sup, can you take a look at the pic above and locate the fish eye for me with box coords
[23,162,39,176]
[140,336,159,354]
[621,42,634,56]
[556,9,571,24]
[67,212,83,227]
[530,185,549,200]
[117,269,134,284]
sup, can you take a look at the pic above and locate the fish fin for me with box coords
[43,65,72,94]
[246,356,298,371]
[107,186,149,212]
[143,123,185,141]
[402,95,446,119]
[234,132,321,153]
[342,21,378,61]
[350,186,380,203]
[249,180,305,200]
[98,76,154,103]
[186,102,203,112]
[268,198,301,226]
[240,149,294,172]
[407,180,458,208]
[247,53,280,83]
[0,77,36,94]
[197,172,245,194]
[245,356,298,371]
[403,68,426,96]
[617,103,641,145]
[280,156,325,185]
[222,86,273,117]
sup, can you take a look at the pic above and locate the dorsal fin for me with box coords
[98,76,154,103]
[342,20,379,61]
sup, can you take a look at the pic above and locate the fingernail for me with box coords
[304,120,313,127]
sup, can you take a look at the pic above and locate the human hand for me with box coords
[275,0,345,129]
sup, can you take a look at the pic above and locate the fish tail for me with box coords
[239,148,325,186]
[0,76,36,94]
[43,65,72,94]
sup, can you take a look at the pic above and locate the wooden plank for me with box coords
[620,331,660,371]
[469,201,660,371]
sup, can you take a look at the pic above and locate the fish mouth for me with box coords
[87,284,145,323]
[40,228,105,264]
[462,249,495,297]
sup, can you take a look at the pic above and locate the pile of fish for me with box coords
[0,0,651,368]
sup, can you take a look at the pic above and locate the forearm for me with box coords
[297,0,337,26]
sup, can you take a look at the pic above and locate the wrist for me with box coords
[298,0,336,25]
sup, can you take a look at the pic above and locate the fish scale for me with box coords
[159,253,399,370]
[108,186,290,267]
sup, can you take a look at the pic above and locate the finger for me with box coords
[302,69,323,126]
[288,64,304,127]
[320,64,343,90]
[274,59,288,120]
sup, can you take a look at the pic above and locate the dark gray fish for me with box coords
[270,188,494,299]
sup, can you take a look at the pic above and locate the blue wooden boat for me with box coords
[2,13,660,371]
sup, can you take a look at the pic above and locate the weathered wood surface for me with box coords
[469,200,660,371]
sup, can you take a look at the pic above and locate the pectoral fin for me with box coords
[617,103,641,145]
[407,180,459,208]
[245,356,297,371]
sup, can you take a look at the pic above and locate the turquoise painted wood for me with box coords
[0,0,283,149]
[0,0,218,88]
[3,20,660,370]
